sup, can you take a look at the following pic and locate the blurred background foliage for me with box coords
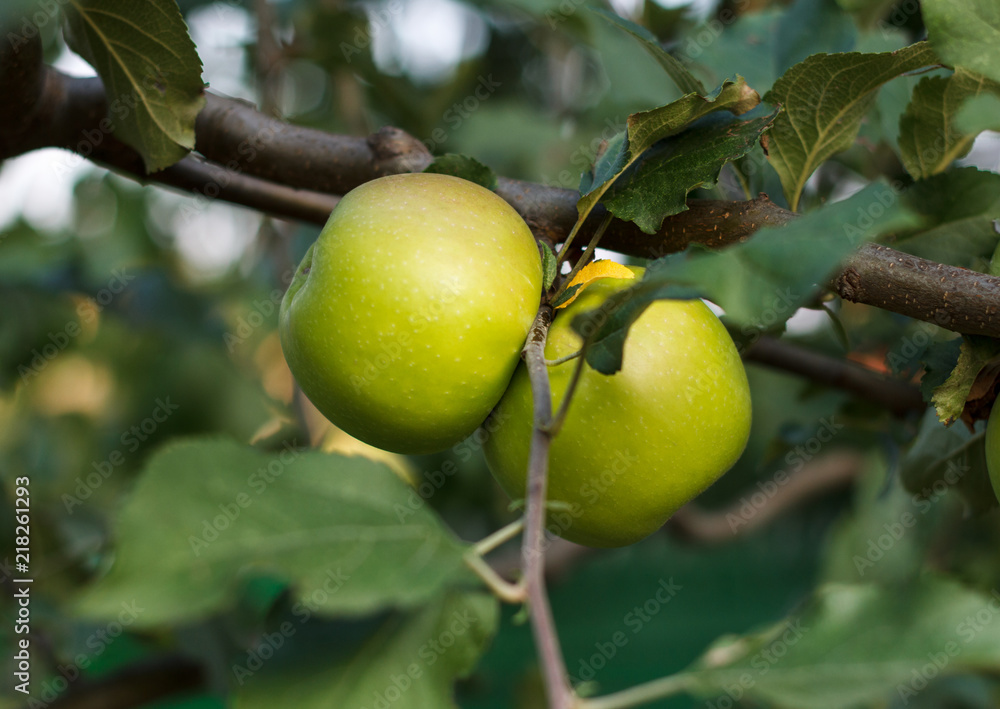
[2,0,1000,707]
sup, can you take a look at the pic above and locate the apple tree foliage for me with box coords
[3,0,1000,708]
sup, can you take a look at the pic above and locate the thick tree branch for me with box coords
[5,55,1000,342]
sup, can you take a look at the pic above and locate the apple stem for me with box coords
[554,213,614,300]
[545,350,583,367]
[543,352,588,439]
[521,306,578,709]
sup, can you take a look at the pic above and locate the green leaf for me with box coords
[572,183,920,374]
[576,78,760,234]
[775,0,856,76]
[590,7,705,95]
[956,92,1000,133]
[234,591,498,709]
[919,337,963,403]
[602,110,778,234]
[764,42,939,210]
[684,576,1000,709]
[898,70,1000,179]
[931,336,1000,425]
[423,154,498,191]
[539,242,558,291]
[901,409,994,515]
[895,168,1000,269]
[923,0,1000,84]
[75,439,469,626]
[62,0,205,172]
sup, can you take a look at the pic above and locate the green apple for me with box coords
[483,267,752,547]
[279,173,543,454]
[986,403,1000,502]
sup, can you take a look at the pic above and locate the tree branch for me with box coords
[743,336,926,417]
[521,306,575,709]
[5,52,1000,342]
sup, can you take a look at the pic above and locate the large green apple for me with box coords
[986,403,1000,502]
[279,173,543,454]
[483,267,752,547]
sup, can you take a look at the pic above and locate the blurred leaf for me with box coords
[577,77,760,233]
[62,0,205,171]
[573,183,920,374]
[895,168,1000,269]
[234,591,498,709]
[590,7,705,95]
[683,9,783,97]
[923,0,1000,84]
[685,576,1000,708]
[822,455,929,584]
[898,70,1000,179]
[956,93,1000,133]
[602,109,777,233]
[76,439,469,626]
[901,409,995,515]
[775,0,857,75]
[931,336,1000,425]
[764,42,939,210]
[424,154,498,191]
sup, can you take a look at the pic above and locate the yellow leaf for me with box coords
[555,260,636,309]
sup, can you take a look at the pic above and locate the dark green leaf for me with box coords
[423,154,498,191]
[590,7,705,95]
[76,439,469,626]
[63,0,205,172]
[550,283,582,309]
[919,337,963,403]
[923,0,1000,84]
[577,78,760,227]
[539,242,558,291]
[234,591,498,709]
[572,184,920,374]
[602,110,778,234]
[764,42,939,210]
[901,409,995,514]
[898,70,1000,178]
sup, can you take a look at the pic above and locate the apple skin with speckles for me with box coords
[279,173,543,454]
[483,268,752,547]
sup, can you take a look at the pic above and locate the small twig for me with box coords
[521,306,576,709]
[543,351,588,439]
[578,672,693,709]
[463,552,526,604]
[474,518,525,556]
[555,213,614,298]
[545,350,583,367]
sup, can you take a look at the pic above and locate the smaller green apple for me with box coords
[484,267,752,547]
[279,173,543,454]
